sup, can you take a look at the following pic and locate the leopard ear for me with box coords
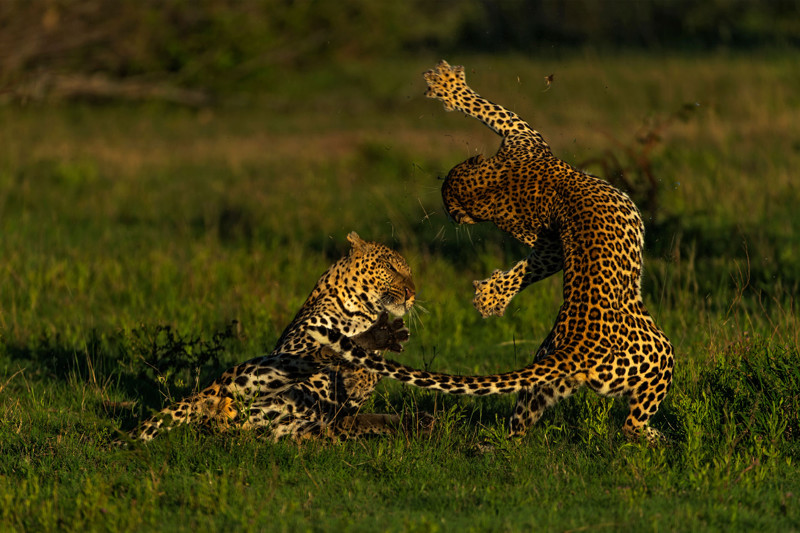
[468,154,485,165]
[347,232,369,254]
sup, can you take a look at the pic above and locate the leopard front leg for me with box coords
[308,312,410,370]
[424,60,542,141]
[124,382,239,443]
[473,242,563,318]
[307,326,387,370]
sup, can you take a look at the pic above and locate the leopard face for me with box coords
[442,155,486,225]
[341,232,415,318]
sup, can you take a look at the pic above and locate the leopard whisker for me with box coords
[433,225,447,242]
[406,304,428,332]
[455,224,475,248]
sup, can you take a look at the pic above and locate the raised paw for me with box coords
[354,311,410,353]
[472,270,513,318]
[423,60,467,111]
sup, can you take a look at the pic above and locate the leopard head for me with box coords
[441,154,491,225]
[345,232,415,317]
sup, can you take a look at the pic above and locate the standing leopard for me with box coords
[310,61,674,443]
[123,232,424,443]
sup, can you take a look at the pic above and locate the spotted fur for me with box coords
[311,61,674,444]
[125,232,426,443]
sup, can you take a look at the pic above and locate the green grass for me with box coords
[1,51,799,532]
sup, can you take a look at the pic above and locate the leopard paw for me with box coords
[423,60,467,111]
[472,270,512,318]
[354,311,410,352]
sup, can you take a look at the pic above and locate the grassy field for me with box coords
[1,52,799,531]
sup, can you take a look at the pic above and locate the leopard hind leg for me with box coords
[509,378,581,436]
[622,345,674,445]
[620,318,675,445]
[508,335,582,437]
[129,382,238,442]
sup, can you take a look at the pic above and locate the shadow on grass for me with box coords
[2,324,240,431]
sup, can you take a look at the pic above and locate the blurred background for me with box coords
[2,0,799,102]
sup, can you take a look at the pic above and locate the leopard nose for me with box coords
[404,287,415,301]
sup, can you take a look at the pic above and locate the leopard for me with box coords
[309,60,674,444]
[122,232,425,444]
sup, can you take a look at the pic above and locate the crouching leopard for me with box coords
[311,61,674,444]
[123,232,428,443]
